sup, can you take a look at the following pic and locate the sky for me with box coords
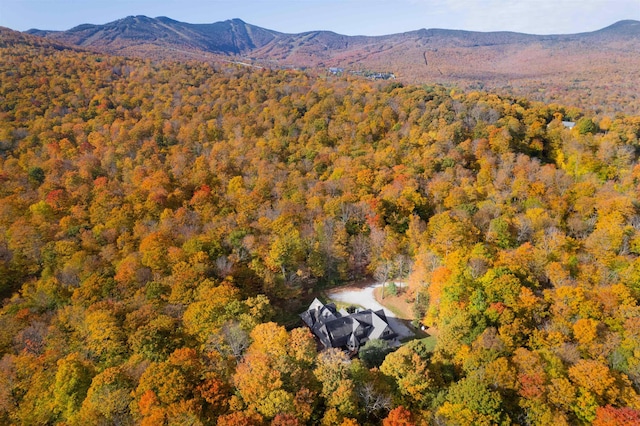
[1,0,639,36]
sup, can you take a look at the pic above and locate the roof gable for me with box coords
[301,299,396,350]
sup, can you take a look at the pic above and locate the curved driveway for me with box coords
[327,283,415,340]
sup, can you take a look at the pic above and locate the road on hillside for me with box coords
[327,283,415,340]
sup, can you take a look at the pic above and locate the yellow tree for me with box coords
[233,323,315,420]
[53,353,95,422]
[380,341,434,409]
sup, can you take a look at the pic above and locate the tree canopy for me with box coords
[1,28,639,424]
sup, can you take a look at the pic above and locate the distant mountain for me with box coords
[592,19,640,37]
[0,26,82,51]
[26,16,640,59]
[27,16,280,59]
[24,16,640,113]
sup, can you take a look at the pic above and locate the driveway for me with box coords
[327,283,415,340]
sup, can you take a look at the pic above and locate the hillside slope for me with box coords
[28,16,279,60]
[26,17,640,113]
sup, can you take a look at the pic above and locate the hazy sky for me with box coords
[1,0,639,35]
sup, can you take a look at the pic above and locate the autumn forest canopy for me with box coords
[1,28,640,425]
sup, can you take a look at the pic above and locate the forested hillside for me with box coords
[1,28,640,425]
[27,16,640,116]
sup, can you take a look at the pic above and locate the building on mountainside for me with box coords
[369,72,396,80]
[300,298,397,352]
[562,121,576,129]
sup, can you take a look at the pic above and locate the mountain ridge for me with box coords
[26,15,640,62]
[27,15,280,56]
[26,16,640,38]
[21,16,640,114]
[25,16,640,57]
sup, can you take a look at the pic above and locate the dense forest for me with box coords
[1,28,640,425]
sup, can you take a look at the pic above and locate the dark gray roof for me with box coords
[300,297,339,329]
[300,299,396,350]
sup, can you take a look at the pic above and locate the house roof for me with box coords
[300,297,339,329]
[300,298,396,350]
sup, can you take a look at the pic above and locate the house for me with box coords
[300,298,396,352]
[562,121,576,129]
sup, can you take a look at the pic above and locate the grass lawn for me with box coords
[419,335,438,352]
[373,284,439,349]
[324,298,365,312]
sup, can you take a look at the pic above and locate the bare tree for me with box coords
[215,256,234,278]
[468,257,488,280]
[206,321,249,363]
[224,322,250,361]
[358,382,392,418]
[374,261,393,299]
[349,233,371,277]
[393,253,412,293]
